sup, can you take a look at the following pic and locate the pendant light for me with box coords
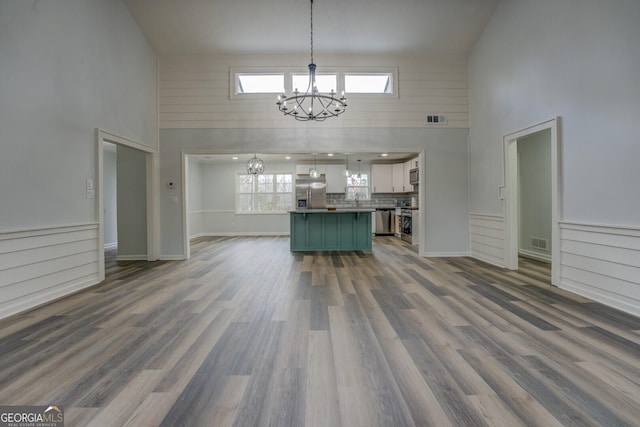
[310,154,321,178]
[246,154,265,175]
[357,159,362,178]
[343,154,351,177]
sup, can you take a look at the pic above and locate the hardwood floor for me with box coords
[1,236,639,426]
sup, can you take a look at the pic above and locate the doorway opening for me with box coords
[501,117,561,285]
[96,129,159,281]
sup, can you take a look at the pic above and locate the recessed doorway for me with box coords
[502,117,561,285]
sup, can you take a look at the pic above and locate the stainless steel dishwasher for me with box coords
[375,209,394,235]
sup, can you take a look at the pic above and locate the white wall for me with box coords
[116,145,147,259]
[469,0,640,223]
[160,128,469,258]
[422,137,470,256]
[160,54,469,129]
[468,0,640,315]
[103,145,118,248]
[188,158,203,238]
[518,130,551,260]
[0,0,157,229]
[0,0,157,319]
[188,159,297,238]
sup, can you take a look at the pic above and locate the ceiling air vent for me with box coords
[426,114,447,125]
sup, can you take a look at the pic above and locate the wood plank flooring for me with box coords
[1,236,640,426]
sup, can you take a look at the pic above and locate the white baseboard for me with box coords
[116,254,148,261]
[422,251,470,257]
[159,255,187,261]
[561,278,640,318]
[518,249,551,263]
[190,232,290,239]
[104,242,117,250]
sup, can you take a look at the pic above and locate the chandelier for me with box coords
[276,0,347,121]
[246,154,265,175]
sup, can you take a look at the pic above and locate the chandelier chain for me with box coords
[310,0,314,64]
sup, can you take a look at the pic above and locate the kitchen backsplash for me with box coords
[326,192,418,208]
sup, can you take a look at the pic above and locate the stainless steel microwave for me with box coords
[409,168,419,185]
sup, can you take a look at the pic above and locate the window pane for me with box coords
[237,172,293,213]
[276,194,292,211]
[345,74,392,94]
[346,173,369,200]
[277,174,292,192]
[238,194,254,211]
[292,74,337,93]
[257,194,274,211]
[257,174,274,193]
[348,173,368,187]
[237,74,284,94]
[238,175,255,193]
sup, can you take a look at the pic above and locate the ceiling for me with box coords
[124,0,499,162]
[123,0,500,56]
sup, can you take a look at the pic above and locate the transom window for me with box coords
[231,67,397,98]
[236,74,284,94]
[345,73,393,94]
[237,173,293,213]
[292,74,337,93]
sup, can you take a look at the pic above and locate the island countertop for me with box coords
[288,208,375,213]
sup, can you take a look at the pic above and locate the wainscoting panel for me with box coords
[0,223,100,319]
[469,213,505,268]
[559,222,640,317]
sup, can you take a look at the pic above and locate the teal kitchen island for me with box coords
[289,209,374,251]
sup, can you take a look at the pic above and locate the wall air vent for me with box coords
[530,237,549,251]
[426,114,447,125]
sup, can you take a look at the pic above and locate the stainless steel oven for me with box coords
[400,209,413,243]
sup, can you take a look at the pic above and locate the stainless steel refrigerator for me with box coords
[295,177,327,209]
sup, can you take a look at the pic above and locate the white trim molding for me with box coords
[0,223,100,319]
[423,251,470,258]
[502,117,561,285]
[469,213,505,268]
[97,129,160,281]
[559,221,640,317]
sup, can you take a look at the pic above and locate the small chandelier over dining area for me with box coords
[246,154,265,175]
[276,0,347,122]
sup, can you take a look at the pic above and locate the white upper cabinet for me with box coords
[325,164,346,193]
[373,163,407,193]
[392,163,404,192]
[296,164,326,176]
[372,164,393,193]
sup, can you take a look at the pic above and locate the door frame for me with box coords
[96,129,159,280]
[501,117,561,285]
